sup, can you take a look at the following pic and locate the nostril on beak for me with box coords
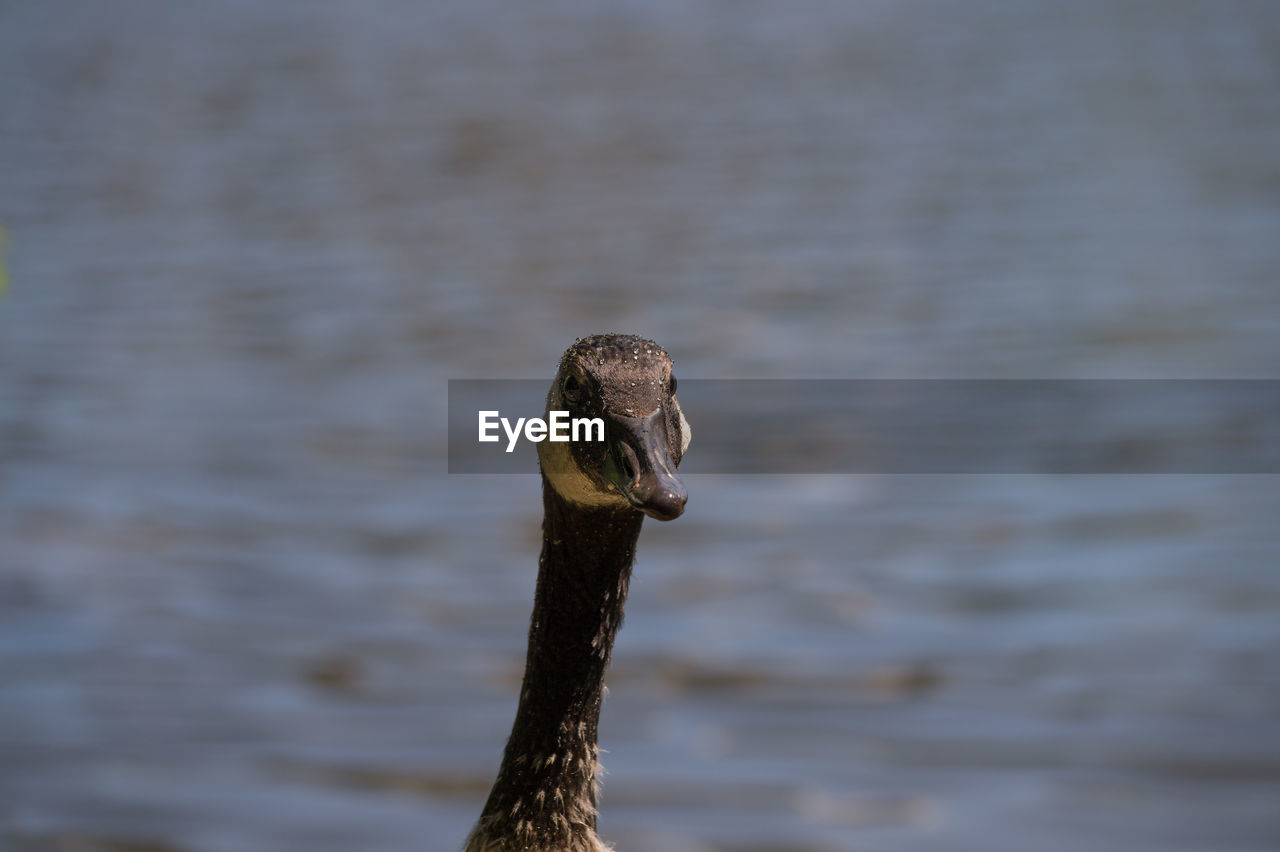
[619,442,640,485]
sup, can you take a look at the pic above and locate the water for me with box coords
[2,1,1279,850]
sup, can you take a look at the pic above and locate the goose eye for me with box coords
[563,375,584,405]
[667,375,678,395]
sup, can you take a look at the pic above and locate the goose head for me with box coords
[539,334,690,521]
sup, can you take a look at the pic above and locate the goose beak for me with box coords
[603,408,687,521]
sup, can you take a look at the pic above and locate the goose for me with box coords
[465,334,691,852]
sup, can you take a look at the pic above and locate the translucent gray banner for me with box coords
[448,380,1280,474]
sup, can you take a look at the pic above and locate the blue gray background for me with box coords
[2,2,1278,850]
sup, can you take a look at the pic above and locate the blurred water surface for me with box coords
[2,1,1279,850]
